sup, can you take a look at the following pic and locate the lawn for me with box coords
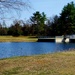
[0,36,38,42]
[0,50,75,75]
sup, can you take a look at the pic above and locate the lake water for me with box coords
[0,42,75,59]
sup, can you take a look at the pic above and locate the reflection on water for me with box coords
[0,42,75,59]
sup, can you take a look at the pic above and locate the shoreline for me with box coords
[0,50,75,75]
[0,36,38,42]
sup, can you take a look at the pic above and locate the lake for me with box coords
[0,42,75,59]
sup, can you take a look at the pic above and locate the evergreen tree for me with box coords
[59,1,75,35]
[30,11,47,36]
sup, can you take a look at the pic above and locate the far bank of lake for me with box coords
[0,36,38,42]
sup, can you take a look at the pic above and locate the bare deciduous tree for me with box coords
[0,0,30,19]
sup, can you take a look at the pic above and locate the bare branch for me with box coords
[0,0,30,19]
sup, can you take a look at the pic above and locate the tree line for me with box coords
[0,1,75,37]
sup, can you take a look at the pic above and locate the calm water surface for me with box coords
[0,42,75,59]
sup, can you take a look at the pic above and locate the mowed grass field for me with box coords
[0,51,75,75]
[0,36,38,42]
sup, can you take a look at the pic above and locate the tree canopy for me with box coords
[0,1,75,37]
[59,1,75,35]
[30,11,47,35]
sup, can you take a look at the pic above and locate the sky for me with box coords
[20,0,75,19]
[2,0,75,26]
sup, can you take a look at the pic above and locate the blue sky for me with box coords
[2,0,75,26]
[20,0,75,19]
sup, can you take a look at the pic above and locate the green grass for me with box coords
[0,50,75,75]
[0,36,38,42]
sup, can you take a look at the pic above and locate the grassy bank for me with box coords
[0,51,75,75]
[0,36,38,42]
